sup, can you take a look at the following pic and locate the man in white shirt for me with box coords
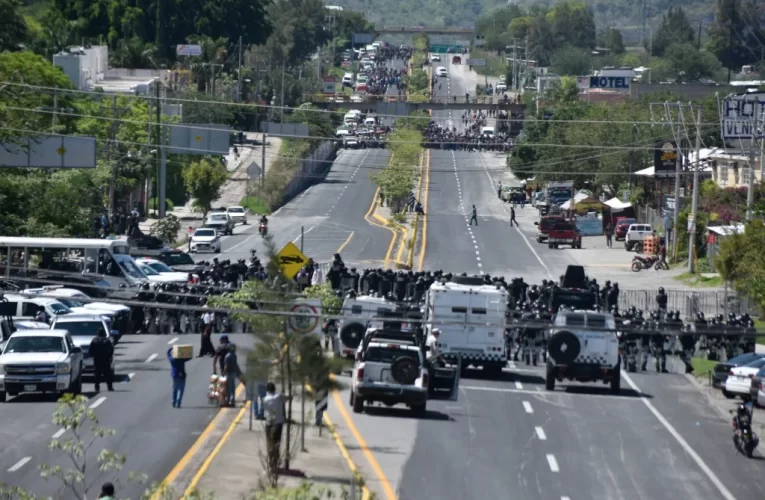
[425,328,441,358]
[263,382,286,472]
[199,307,216,356]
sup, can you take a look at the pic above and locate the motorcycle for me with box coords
[731,402,759,457]
[259,223,268,237]
[631,254,659,272]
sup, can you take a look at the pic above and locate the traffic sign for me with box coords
[466,59,485,66]
[176,44,202,57]
[287,300,322,335]
[276,242,308,278]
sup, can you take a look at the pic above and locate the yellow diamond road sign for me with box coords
[276,242,308,279]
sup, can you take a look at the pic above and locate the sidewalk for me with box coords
[192,401,358,499]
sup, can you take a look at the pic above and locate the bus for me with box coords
[0,237,148,293]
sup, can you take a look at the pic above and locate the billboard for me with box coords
[352,33,373,45]
[176,44,202,57]
[260,122,310,138]
[653,141,677,178]
[166,124,230,155]
[0,135,97,168]
[721,93,765,140]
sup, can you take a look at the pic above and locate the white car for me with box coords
[226,206,248,225]
[190,228,222,253]
[725,358,765,399]
[436,67,448,77]
[342,73,354,86]
[136,263,186,283]
[135,258,191,282]
[430,54,441,62]
[625,223,653,251]
[50,314,116,372]
[0,329,85,402]
[496,82,507,92]
[499,75,506,83]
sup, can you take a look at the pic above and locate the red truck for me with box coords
[534,215,566,243]
[547,222,582,249]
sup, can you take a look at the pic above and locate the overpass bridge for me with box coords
[309,95,525,114]
[375,26,474,35]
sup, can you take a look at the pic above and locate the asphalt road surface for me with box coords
[192,147,392,269]
[0,333,254,499]
[324,61,765,500]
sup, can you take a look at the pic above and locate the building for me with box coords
[705,148,763,188]
[53,45,171,96]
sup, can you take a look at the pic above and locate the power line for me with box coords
[0,81,727,126]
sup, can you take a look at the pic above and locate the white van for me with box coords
[364,117,376,127]
[342,73,354,87]
[481,126,495,137]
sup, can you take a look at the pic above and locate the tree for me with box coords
[651,6,695,57]
[708,0,765,71]
[601,28,625,54]
[547,1,596,50]
[550,46,592,76]
[151,214,182,244]
[182,157,229,216]
[209,236,341,488]
[664,42,726,82]
[508,16,532,42]
[527,16,554,66]
[0,0,27,51]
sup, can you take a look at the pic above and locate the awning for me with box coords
[561,195,606,211]
[604,197,632,209]
[708,224,744,236]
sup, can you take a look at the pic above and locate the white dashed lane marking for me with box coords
[535,426,547,440]
[546,454,560,472]
[7,457,31,472]
[145,353,158,363]
[515,381,523,390]
[167,337,178,344]
[523,401,533,414]
[89,396,107,409]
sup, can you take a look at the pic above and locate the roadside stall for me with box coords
[603,197,636,226]
[561,194,607,236]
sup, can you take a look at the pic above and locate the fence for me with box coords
[618,288,757,318]
[280,140,337,208]
[636,205,663,230]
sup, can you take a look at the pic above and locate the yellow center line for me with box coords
[417,149,431,271]
[331,388,398,500]
[336,231,355,254]
[150,384,245,500]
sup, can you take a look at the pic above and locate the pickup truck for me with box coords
[547,222,582,249]
[0,329,84,401]
[534,215,566,243]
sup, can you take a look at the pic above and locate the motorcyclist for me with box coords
[259,215,268,226]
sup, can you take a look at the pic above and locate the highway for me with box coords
[324,57,765,500]
[0,333,254,499]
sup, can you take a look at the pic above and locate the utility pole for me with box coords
[52,92,58,128]
[108,95,120,215]
[688,106,702,273]
[512,38,517,92]
[155,80,167,218]
[524,37,529,91]
[280,59,286,124]
[237,36,243,102]
[672,110,682,262]
[261,132,267,187]
[727,0,736,84]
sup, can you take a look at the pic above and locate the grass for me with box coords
[691,357,718,379]
[673,271,724,288]
[239,196,271,215]
[469,48,507,77]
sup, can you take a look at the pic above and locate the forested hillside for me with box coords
[333,0,718,32]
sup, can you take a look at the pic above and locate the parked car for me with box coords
[712,353,765,394]
[624,223,653,251]
[724,358,765,400]
[614,218,637,241]
[748,366,765,406]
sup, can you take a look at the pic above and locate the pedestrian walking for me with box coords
[604,222,614,248]
[89,328,114,392]
[199,307,215,357]
[167,347,189,408]
[263,382,286,472]
[252,380,268,420]
[469,205,478,226]
[510,206,518,227]
[223,343,242,407]
[497,182,502,198]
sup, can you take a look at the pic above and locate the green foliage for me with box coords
[716,220,765,314]
[182,157,229,217]
[600,28,625,55]
[150,213,182,244]
[550,46,592,76]
[0,0,28,51]
[149,197,175,211]
[302,283,342,316]
[651,6,695,57]
[373,127,422,212]
[241,196,272,215]
[707,0,764,70]
[406,69,429,96]
[51,0,271,60]
[262,0,333,65]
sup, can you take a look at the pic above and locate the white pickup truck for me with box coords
[350,341,428,416]
[0,329,84,402]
